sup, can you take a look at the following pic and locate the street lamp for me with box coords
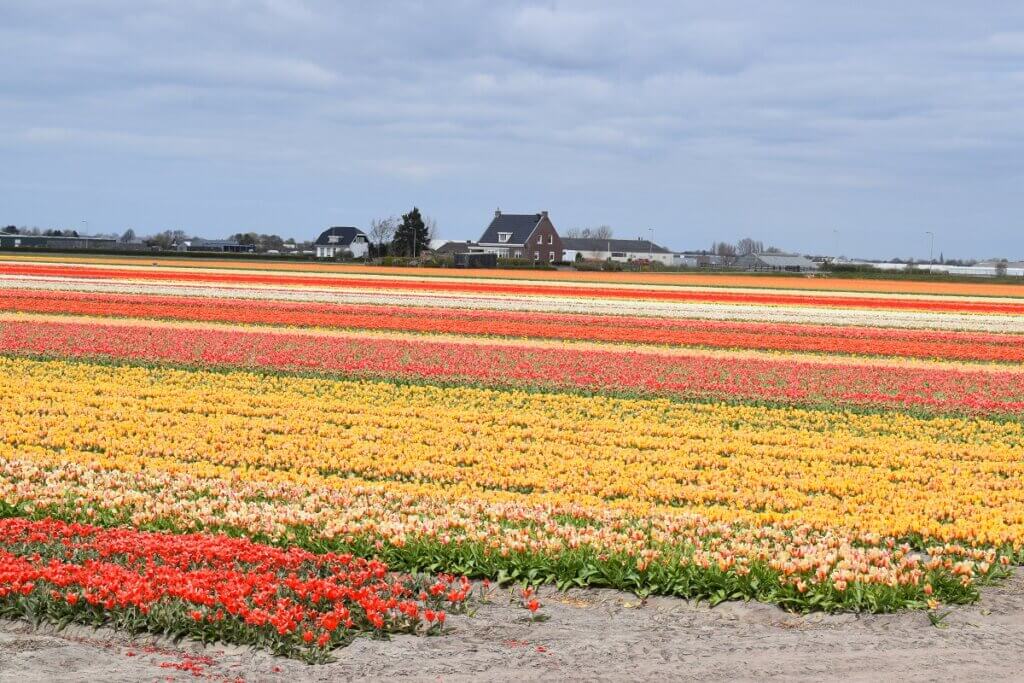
[925,231,934,264]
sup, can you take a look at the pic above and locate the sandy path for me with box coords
[2,574,1023,682]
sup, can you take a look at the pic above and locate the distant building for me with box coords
[562,237,674,265]
[0,234,118,250]
[432,240,478,255]
[176,239,254,253]
[736,253,818,272]
[673,252,726,268]
[476,210,562,263]
[314,226,369,259]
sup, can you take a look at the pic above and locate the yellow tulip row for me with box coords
[2,356,1023,549]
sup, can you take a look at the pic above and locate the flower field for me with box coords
[0,256,1022,657]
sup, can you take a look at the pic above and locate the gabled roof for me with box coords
[315,226,366,246]
[562,238,671,254]
[478,213,543,245]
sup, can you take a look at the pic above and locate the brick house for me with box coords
[475,210,562,263]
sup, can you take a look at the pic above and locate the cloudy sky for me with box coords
[2,2,1023,259]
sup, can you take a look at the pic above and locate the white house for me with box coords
[562,237,674,265]
[314,226,369,259]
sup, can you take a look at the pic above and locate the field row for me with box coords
[5,253,1024,297]
[3,262,1024,313]
[3,289,1024,362]
[9,276,1024,332]
[2,315,1022,415]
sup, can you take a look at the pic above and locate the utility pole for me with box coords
[925,231,934,264]
[648,228,654,262]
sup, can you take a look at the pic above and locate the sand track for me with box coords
[3,573,1023,682]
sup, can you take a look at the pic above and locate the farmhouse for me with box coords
[562,238,674,265]
[736,252,818,272]
[476,210,562,263]
[315,226,369,259]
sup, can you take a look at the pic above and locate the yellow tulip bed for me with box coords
[0,355,1014,611]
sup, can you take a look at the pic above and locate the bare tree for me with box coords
[712,241,737,257]
[566,226,613,240]
[424,215,439,242]
[368,217,398,257]
[120,228,136,243]
[995,260,1009,277]
[736,238,764,256]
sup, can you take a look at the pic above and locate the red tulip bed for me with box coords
[3,288,1024,362]
[0,517,470,663]
[2,316,1023,416]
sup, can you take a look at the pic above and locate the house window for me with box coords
[514,250,522,258]
[498,232,512,243]
[548,252,555,262]
[537,235,543,244]
[534,251,540,260]
[328,235,340,244]
[611,251,626,258]
[547,235,553,244]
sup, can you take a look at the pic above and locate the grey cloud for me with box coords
[0,1,1023,258]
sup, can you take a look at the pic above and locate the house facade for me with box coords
[562,237,674,265]
[476,210,562,263]
[314,226,369,259]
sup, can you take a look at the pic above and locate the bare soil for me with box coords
[3,573,1024,682]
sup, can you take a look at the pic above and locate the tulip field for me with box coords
[1,255,1023,660]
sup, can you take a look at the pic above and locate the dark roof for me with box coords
[315,226,366,246]
[434,240,477,254]
[562,238,671,254]
[478,213,543,245]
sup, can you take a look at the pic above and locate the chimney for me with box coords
[494,208,501,218]
[541,210,548,217]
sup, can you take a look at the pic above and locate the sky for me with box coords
[1,2,1023,260]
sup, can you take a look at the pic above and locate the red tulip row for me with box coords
[0,517,469,661]
[3,317,1022,415]
[4,262,1024,314]
[3,289,1023,362]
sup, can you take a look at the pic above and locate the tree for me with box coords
[120,229,136,243]
[368,217,398,257]
[736,238,764,256]
[146,229,189,249]
[995,260,1009,277]
[565,226,613,240]
[392,207,429,257]
[2,226,17,234]
[711,241,737,257]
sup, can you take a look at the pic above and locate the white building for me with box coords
[314,226,369,259]
[562,237,674,265]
